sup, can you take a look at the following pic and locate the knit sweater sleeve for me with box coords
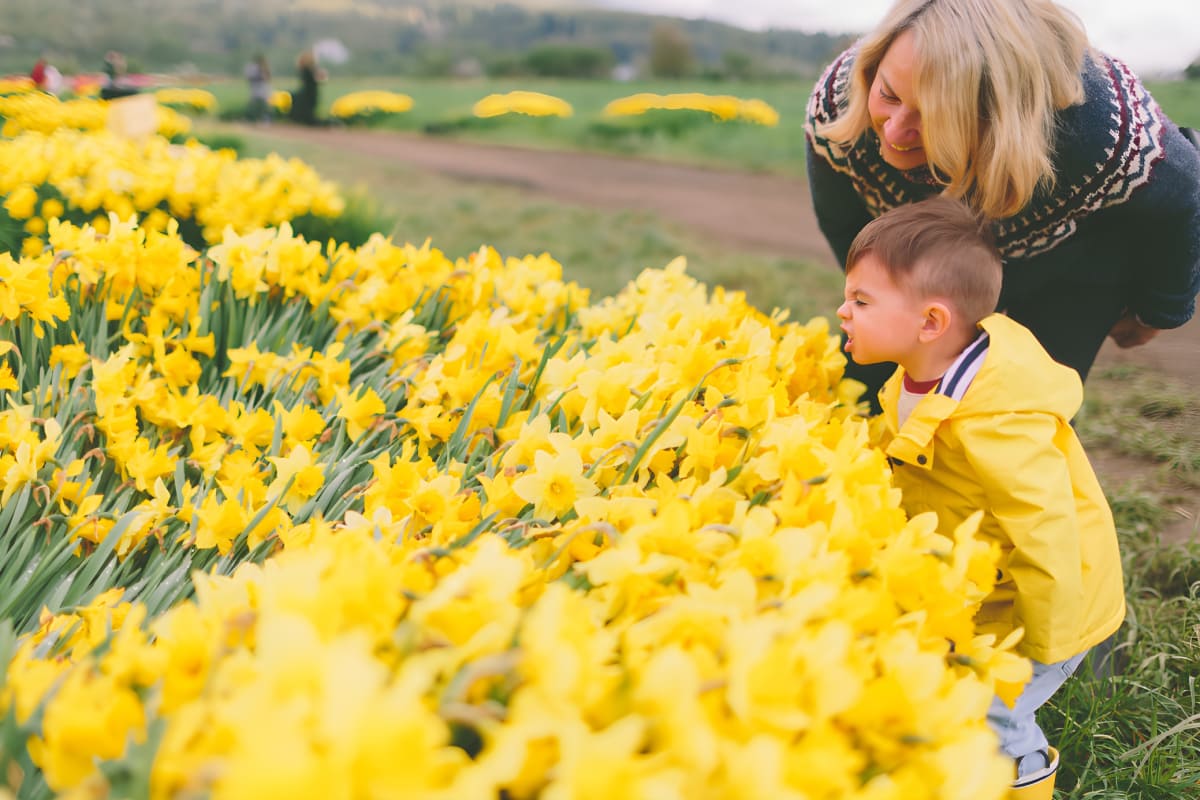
[1119,125,1200,329]
[994,55,1200,330]
[804,48,874,271]
[806,139,873,270]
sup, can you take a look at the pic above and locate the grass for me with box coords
[189,105,1199,798]
[1045,521,1200,798]
[1077,366,1200,487]
[186,74,1200,177]
[1145,79,1200,129]
[198,75,818,176]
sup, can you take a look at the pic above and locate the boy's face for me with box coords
[837,254,925,367]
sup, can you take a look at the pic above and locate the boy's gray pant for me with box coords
[987,649,1089,776]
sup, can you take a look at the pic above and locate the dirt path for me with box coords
[262,123,1199,388]
[262,125,836,267]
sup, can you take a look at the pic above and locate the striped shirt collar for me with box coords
[936,331,990,401]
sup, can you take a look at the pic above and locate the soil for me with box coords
[259,123,1199,543]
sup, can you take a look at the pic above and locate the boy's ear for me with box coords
[918,301,953,342]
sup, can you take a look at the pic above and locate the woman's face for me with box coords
[867,29,927,170]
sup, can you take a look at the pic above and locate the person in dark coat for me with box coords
[289,50,325,125]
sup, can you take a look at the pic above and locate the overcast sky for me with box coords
[597,0,1199,75]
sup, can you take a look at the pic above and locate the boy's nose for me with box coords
[836,301,851,320]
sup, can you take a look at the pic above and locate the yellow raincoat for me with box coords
[879,314,1125,664]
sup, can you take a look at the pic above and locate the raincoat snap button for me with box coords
[916,454,928,465]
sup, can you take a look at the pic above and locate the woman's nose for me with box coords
[884,108,921,141]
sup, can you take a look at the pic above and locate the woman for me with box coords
[806,0,1200,405]
[100,50,137,101]
[290,50,325,126]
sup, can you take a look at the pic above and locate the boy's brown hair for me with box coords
[846,196,1003,327]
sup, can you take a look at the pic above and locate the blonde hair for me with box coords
[846,196,1003,327]
[820,0,1091,219]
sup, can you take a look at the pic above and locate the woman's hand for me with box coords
[1107,312,1161,348]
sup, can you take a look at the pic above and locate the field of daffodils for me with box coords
[0,91,1026,800]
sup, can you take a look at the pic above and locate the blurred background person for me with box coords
[31,57,63,95]
[30,58,47,88]
[289,49,326,126]
[100,50,137,99]
[244,54,272,124]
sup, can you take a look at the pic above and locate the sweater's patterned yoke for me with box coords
[805,49,1169,261]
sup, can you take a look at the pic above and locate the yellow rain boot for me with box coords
[1009,746,1058,799]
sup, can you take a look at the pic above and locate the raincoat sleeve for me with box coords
[957,412,1085,663]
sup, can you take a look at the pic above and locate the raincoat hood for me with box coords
[953,315,1082,420]
[881,314,1082,437]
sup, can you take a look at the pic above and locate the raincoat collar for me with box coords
[881,378,955,470]
[879,325,991,470]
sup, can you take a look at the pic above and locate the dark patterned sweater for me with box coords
[805,47,1200,330]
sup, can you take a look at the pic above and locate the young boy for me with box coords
[837,196,1125,797]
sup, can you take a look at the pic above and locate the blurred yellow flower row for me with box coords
[604,93,781,126]
[329,90,414,121]
[268,90,292,113]
[153,88,218,114]
[0,126,343,252]
[1,83,781,128]
[473,90,575,119]
[470,91,779,125]
[0,92,189,138]
[0,76,36,95]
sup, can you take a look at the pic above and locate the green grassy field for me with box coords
[203,75,816,175]
[1146,79,1200,129]
[195,74,1200,176]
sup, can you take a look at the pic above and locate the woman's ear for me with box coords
[918,301,953,343]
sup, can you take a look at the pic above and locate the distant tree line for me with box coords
[0,0,847,80]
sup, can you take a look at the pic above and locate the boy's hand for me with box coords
[1107,312,1160,348]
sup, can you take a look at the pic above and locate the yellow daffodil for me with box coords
[512,446,598,520]
[336,385,386,442]
[266,445,325,514]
